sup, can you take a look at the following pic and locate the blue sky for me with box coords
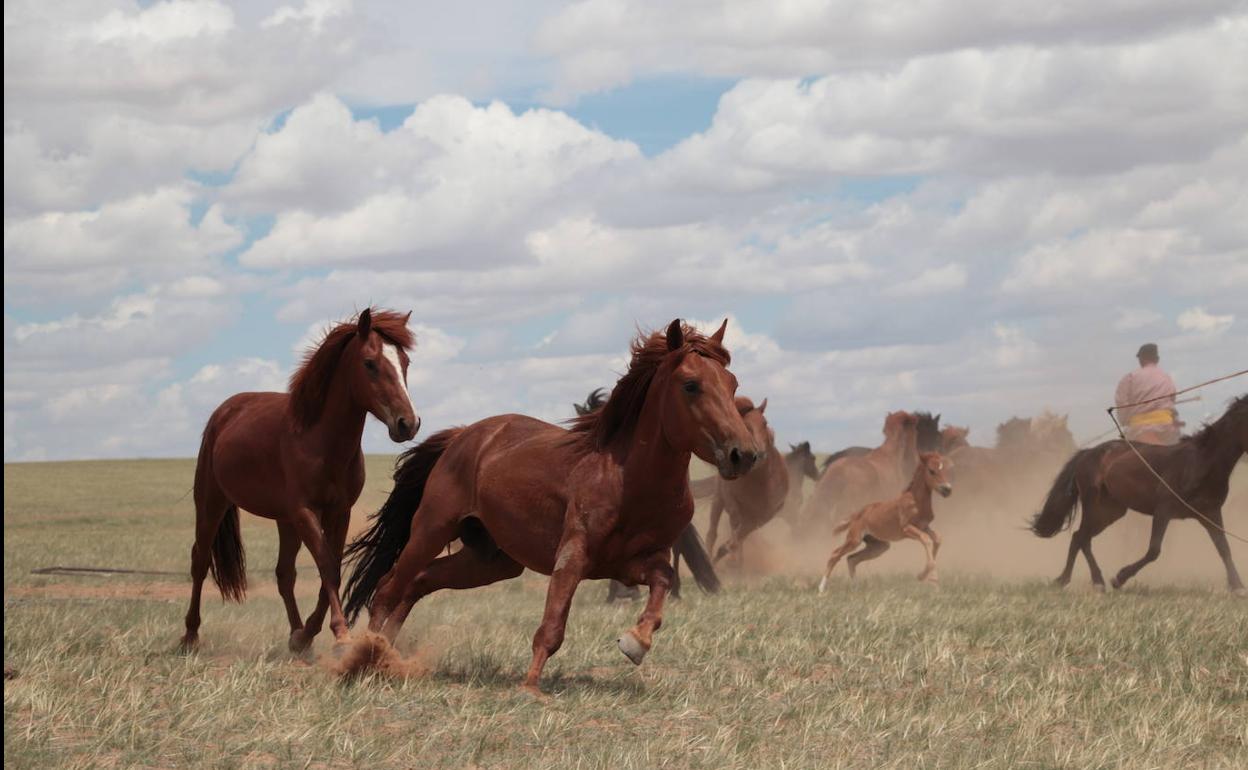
[4,0,1246,461]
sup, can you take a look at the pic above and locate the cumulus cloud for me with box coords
[1176,306,1234,334]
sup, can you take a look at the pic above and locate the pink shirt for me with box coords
[1115,363,1177,423]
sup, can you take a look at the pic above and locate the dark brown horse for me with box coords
[576,388,721,604]
[800,411,920,534]
[705,397,790,565]
[779,440,820,526]
[180,308,419,652]
[1032,394,1247,592]
[342,320,763,693]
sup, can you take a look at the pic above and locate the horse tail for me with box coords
[673,525,721,594]
[342,428,461,623]
[689,476,717,499]
[209,504,247,601]
[1030,448,1098,537]
[193,425,246,601]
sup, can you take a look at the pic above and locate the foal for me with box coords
[818,452,953,592]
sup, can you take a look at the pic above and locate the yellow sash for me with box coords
[1128,409,1173,427]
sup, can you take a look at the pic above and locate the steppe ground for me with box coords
[5,456,1247,769]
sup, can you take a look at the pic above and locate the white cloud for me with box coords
[538,0,1242,100]
[4,186,244,299]
[885,263,968,297]
[1176,306,1234,334]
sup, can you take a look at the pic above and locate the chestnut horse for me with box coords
[800,411,920,535]
[1032,394,1247,592]
[342,320,763,693]
[576,388,722,604]
[705,397,790,565]
[179,308,419,652]
[818,452,953,591]
[818,411,941,473]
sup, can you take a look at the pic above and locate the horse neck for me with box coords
[906,469,933,516]
[618,389,691,497]
[1198,419,1245,482]
[302,366,367,460]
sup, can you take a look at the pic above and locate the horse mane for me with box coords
[574,387,608,416]
[1189,393,1248,450]
[996,417,1032,449]
[914,411,941,452]
[288,308,415,428]
[735,396,756,415]
[568,323,730,451]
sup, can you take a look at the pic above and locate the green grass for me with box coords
[5,458,1248,769]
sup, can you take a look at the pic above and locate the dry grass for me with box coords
[5,457,1248,769]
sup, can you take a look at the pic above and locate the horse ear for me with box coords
[666,319,684,351]
[711,318,728,343]
[403,310,412,325]
[801,441,810,451]
[758,398,768,414]
[357,308,372,338]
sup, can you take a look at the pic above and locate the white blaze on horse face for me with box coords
[381,343,414,413]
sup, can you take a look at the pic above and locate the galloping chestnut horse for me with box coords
[343,320,762,693]
[818,452,953,591]
[705,397,790,565]
[800,411,920,535]
[179,308,419,652]
[1032,394,1247,592]
[576,388,722,604]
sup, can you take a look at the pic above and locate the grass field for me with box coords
[5,457,1248,769]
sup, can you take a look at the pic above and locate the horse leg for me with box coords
[617,551,675,666]
[846,535,890,578]
[705,496,725,557]
[368,487,465,638]
[179,480,231,651]
[923,525,942,558]
[1055,531,1082,587]
[286,507,353,643]
[386,547,524,636]
[1198,514,1245,592]
[521,534,589,694]
[904,524,938,583]
[670,545,683,600]
[293,509,350,649]
[274,522,306,651]
[1112,511,1170,590]
[818,534,862,593]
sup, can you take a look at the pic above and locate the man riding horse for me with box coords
[1115,343,1181,445]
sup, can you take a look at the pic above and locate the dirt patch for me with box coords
[327,631,431,680]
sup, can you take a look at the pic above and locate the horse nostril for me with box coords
[729,447,742,466]
[396,417,411,437]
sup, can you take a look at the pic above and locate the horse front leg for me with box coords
[617,550,675,666]
[1198,513,1245,593]
[522,532,589,695]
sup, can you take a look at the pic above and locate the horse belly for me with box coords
[206,395,288,519]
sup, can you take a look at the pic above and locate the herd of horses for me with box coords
[179,308,1248,692]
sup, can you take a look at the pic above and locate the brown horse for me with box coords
[818,452,953,591]
[940,425,970,454]
[179,308,419,652]
[779,440,820,526]
[800,411,920,534]
[342,320,763,693]
[705,397,790,565]
[818,411,941,473]
[949,413,1074,503]
[1032,394,1247,592]
[576,388,722,604]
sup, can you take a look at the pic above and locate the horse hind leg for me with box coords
[818,535,862,594]
[386,539,524,636]
[846,535,890,578]
[1112,510,1171,590]
[180,477,234,651]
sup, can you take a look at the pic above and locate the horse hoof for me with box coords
[1110,577,1124,591]
[177,635,199,654]
[1093,583,1107,593]
[817,576,828,594]
[1230,587,1247,597]
[617,632,648,666]
[518,683,549,700]
[1053,577,1070,588]
[288,630,311,653]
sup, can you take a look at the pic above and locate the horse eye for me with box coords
[683,380,700,394]
[364,359,378,372]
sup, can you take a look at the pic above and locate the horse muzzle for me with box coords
[938,484,953,498]
[388,415,420,443]
[713,442,760,480]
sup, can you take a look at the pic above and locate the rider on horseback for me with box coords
[1114,343,1181,445]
